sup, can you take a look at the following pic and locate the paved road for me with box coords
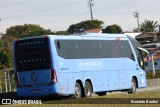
[137,78,160,92]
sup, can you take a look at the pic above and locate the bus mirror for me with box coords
[137,47,150,56]
[137,47,150,61]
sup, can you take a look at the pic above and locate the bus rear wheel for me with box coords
[84,81,92,97]
[75,82,82,98]
[128,78,137,94]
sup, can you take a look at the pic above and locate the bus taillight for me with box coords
[49,69,57,85]
[45,36,48,39]
[14,72,20,87]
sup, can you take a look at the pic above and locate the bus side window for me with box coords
[138,50,144,70]
[57,41,60,49]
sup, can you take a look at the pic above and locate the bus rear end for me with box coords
[13,36,57,97]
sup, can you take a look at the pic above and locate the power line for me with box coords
[1,0,135,32]
[41,0,134,25]
[92,0,134,14]
[40,11,89,25]
[2,0,82,21]
[0,0,33,9]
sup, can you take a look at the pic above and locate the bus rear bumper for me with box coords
[16,85,58,97]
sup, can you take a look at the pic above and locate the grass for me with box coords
[1,90,160,107]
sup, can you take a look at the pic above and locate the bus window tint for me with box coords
[127,36,145,69]
[15,38,51,71]
[55,40,134,60]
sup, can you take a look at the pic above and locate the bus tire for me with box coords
[128,78,137,94]
[75,82,82,98]
[84,81,92,97]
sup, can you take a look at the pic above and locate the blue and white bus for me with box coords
[13,33,149,98]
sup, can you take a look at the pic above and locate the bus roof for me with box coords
[47,33,128,40]
[17,33,129,41]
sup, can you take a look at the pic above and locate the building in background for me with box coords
[124,32,142,38]
[135,32,160,45]
[135,32,160,72]
[144,50,160,71]
[85,28,102,33]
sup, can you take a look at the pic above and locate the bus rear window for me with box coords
[14,38,51,72]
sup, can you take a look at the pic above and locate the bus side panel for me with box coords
[96,70,108,91]
[138,68,146,88]
[120,58,137,89]
[57,59,78,95]
[111,58,124,90]
[58,71,75,95]
[83,70,99,92]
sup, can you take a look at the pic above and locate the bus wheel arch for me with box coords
[132,76,138,88]
[128,76,138,94]
[84,79,93,97]
[74,80,84,98]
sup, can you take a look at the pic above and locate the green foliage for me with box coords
[154,71,160,78]
[139,19,159,32]
[0,35,16,70]
[0,48,13,69]
[103,24,122,33]
[146,72,154,79]
[6,24,53,38]
[54,31,69,35]
[67,20,104,34]
[0,39,2,47]
[0,24,54,70]
[0,72,5,91]
[146,71,160,79]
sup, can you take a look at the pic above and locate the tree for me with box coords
[1,24,53,70]
[6,24,53,38]
[67,20,104,34]
[139,19,159,32]
[0,48,12,69]
[54,31,69,35]
[103,24,122,33]
[0,36,16,69]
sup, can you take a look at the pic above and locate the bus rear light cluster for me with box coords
[49,69,57,85]
[18,41,44,46]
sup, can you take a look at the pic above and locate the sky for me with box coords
[0,0,159,33]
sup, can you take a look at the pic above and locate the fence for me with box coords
[0,68,15,93]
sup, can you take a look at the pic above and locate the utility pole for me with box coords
[133,12,140,30]
[4,71,8,92]
[151,54,155,77]
[88,0,94,21]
